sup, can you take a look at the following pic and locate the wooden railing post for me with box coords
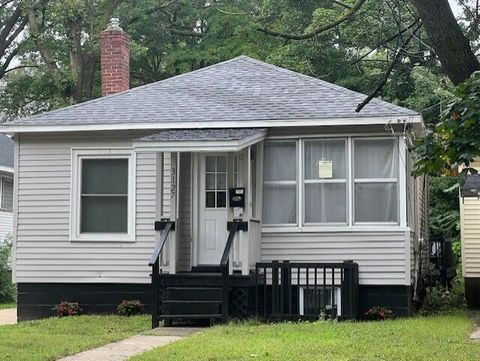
[151,259,160,328]
[221,263,229,323]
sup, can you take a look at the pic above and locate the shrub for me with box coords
[52,301,82,317]
[117,300,144,316]
[363,306,395,321]
[419,277,465,315]
[0,234,16,303]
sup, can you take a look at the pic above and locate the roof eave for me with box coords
[0,115,423,134]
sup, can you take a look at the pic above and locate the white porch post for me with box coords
[168,152,179,274]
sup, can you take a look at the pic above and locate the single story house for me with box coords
[2,21,428,323]
[0,133,14,243]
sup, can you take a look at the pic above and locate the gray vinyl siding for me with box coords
[261,231,409,285]
[15,132,161,284]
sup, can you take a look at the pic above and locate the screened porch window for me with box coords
[304,139,347,224]
[80,159,129,233]
[353,139,398,223]
[262,137,401,228]
[262,141,297,225]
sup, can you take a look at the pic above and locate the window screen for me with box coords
[353,139,399,223]
[304,140,347,223]
[262,141,297,225]
[80,158,128,233]
[1,178,13,211]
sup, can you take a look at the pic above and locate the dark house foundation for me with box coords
[465,278,480,309]
[17,283,152,321]
[17,283,412,321]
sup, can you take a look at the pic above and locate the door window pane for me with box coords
[205,155,227,209]
[217,192,227,208]
[305,183,346,223]
[263,184,296,224]
[80,158,129,233]
[304,140,346,179]
[354,183,398,222]
[206,192,215,208]
[206,174,215,190]
[354,139,397,179]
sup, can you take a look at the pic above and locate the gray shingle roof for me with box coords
[0,133,14,169]
[7,56,419,128]
[136,128,266,142]
[461,174,480,197]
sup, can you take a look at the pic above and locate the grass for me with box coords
[0,315,149,361]
[0,303,15,310]
[131,312,480,361]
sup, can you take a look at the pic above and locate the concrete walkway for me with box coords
[0,308,16,325]
[470,311,480,341]
[57,327,201,361]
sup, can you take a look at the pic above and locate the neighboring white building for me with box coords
[1,22,428,322]
[0,133,14,243]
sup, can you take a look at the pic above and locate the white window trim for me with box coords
[299,286,341,317]
[352,137,400,225]
[70,148,136,242]
[262,139,299,227]
[262,136,405,232]
[302,138,348,226]
[0,175,13,212]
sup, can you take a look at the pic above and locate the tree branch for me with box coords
[26,1,61,84]
[126,0,180,25]
[355,23,422,112]
[0,47,18,78]
[258,0,366,40]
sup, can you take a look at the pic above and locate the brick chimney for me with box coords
[100,18,130,96]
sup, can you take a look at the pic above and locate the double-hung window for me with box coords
[353,138,399,223]
[1,177,13,211]
[262,141,298,225]
[304,139,347,224]
[71,149,135,241]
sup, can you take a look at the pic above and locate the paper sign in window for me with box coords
[318,160,333,179]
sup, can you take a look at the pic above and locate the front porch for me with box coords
[134,129,359,327]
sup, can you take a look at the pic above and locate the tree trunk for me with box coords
[410,0,480,85]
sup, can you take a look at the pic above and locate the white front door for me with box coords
[198,154,229,264]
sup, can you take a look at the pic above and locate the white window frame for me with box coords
[262,139,299,227]
[262,135,406,232]
[70,148,136,242]
[0,175,13,212]
[352,137,400,226]
[302,138,348,226]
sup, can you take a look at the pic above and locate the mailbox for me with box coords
[229,187,245,208]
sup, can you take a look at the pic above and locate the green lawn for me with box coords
[0,303,16,310]
[0,315,149,361]
[132,313,480,361]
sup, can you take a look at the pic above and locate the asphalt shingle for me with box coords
[7,56,419,127]
[136,128,266,142]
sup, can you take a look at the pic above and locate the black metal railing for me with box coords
[255,261,359,321]
[219,220,242,323]
[150,220,174,328]
[430,238,456,287]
